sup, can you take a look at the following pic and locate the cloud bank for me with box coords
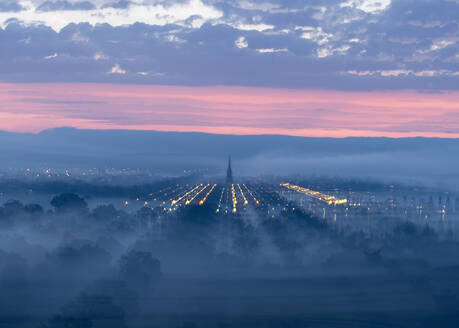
[0,0,456,90]
[1,83,458,137]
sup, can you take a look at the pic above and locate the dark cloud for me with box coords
[36,1,96,12]
[0,2,24,12]
[101,0,132,9]
[385,0,459,24]
[0,0,457,90]
[19,98,105,105]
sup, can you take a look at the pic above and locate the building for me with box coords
[226,156,233,183]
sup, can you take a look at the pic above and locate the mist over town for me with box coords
[0,0,458,327]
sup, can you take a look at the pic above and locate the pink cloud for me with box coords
[1,83,458,138]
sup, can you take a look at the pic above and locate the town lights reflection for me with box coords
[243,184,260,205]
[216,187,225,213]
[281,183,347,206]
[231,184,237,213]
[237,184,249,206]
[186,184,209,205]
[199,184,217,206]
[171,184,202,205]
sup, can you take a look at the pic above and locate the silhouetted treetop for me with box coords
[51,193,88,213]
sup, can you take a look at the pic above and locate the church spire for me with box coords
[226,156,233,183]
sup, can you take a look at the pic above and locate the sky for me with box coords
[0,0,458,137]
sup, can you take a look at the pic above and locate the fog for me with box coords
[1,129,459,326]
[1,128,459,186]
[1,176,459,327]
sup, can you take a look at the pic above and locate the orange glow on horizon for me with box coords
[0,82,458,138]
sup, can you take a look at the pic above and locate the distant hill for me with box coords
[0,127,458,184]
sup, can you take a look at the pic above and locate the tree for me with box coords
[48,243,111,269]
[42,293,126,328]
[92,204,118,221]
[24,204,44,216]
[2,200,24,218]
[51,193,88,213]
[119,251,161,291]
